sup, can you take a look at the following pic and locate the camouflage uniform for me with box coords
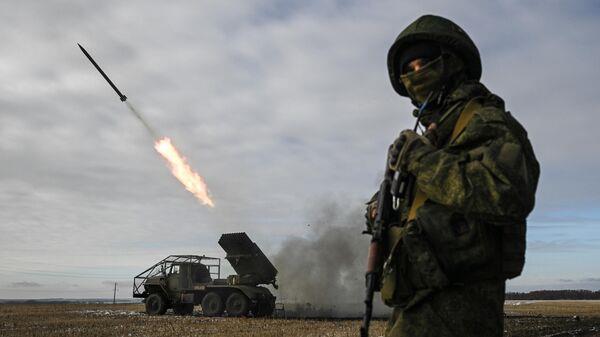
[370,15,540,337]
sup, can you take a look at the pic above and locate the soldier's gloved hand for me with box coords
[388,131,411,171]
[397,129,436,173]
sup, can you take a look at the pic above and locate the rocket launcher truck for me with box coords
[133,232,278,317]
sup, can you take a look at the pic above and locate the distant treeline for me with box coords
[506,290,600,300]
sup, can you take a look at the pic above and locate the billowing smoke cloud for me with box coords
[272,200,389,317]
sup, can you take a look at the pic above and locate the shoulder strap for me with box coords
[450,97,481,142]
[407,97,482,221]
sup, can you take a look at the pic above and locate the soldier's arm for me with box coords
[407,106,537,220]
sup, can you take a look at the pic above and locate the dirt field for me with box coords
[505,300,600,337]
[1,301,600,337]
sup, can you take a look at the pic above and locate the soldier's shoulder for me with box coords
[470,93,507,124]
[456,92,527,145]
[467,93,535,149]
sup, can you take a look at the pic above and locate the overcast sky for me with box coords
[1,0,599,298]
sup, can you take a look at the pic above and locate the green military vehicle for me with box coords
[133,232,278,317]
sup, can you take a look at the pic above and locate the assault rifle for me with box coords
[360,92,432,337]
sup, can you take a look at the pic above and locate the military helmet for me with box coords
[387,15,482,96]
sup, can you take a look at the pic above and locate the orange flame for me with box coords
[154,137,214,207]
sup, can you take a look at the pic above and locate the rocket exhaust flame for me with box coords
[126,102,214,206]
[154,137,215,207]
[78,43,215,208]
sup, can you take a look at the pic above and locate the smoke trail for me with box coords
[125,101,159,139]
[273,200,389,317]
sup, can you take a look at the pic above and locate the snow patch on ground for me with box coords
[74,309,146,317]
[505,300,539,306]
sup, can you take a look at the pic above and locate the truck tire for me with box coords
[254,300,275,317]
[225,292,249,317]
[173,303,194,315]
[201,292,224,316]
[145,293,167,315]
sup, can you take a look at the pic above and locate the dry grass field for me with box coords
[0,303,386,337]
[505,300,600,317]
[1,301,600,337]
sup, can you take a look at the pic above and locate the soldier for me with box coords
[365,15,540,337]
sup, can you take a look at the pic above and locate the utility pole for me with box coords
[113,282,117,304]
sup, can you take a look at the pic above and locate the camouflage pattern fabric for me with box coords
[381,80,539,337]
[385,279,505,337]
[406,82,539,221]
[386,80,539,228]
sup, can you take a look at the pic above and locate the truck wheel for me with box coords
[201,292,224,316]
[225,292,249,317]
[254,300,275,317]
[173,303,194,315]
[145,293,167,315]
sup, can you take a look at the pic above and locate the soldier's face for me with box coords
[399,55,445,104]
[403,58,431,74]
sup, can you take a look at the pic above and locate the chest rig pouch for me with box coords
[380,221,449,307]
[416,203,498,279]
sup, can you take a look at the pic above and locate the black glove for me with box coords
[395,129,435,173]
[387,131,410,171]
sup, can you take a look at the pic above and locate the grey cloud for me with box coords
[101,280,132,289]
[508,277,600,292]
[529,214,600,226]
[528,240,598,252]
[8,281,42,288]
[538,277,600,291]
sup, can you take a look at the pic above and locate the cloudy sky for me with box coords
[1,0,599,298]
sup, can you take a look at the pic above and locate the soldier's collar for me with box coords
[446,80,490,103]
[438,81,490,124]
[421,81,487,145]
